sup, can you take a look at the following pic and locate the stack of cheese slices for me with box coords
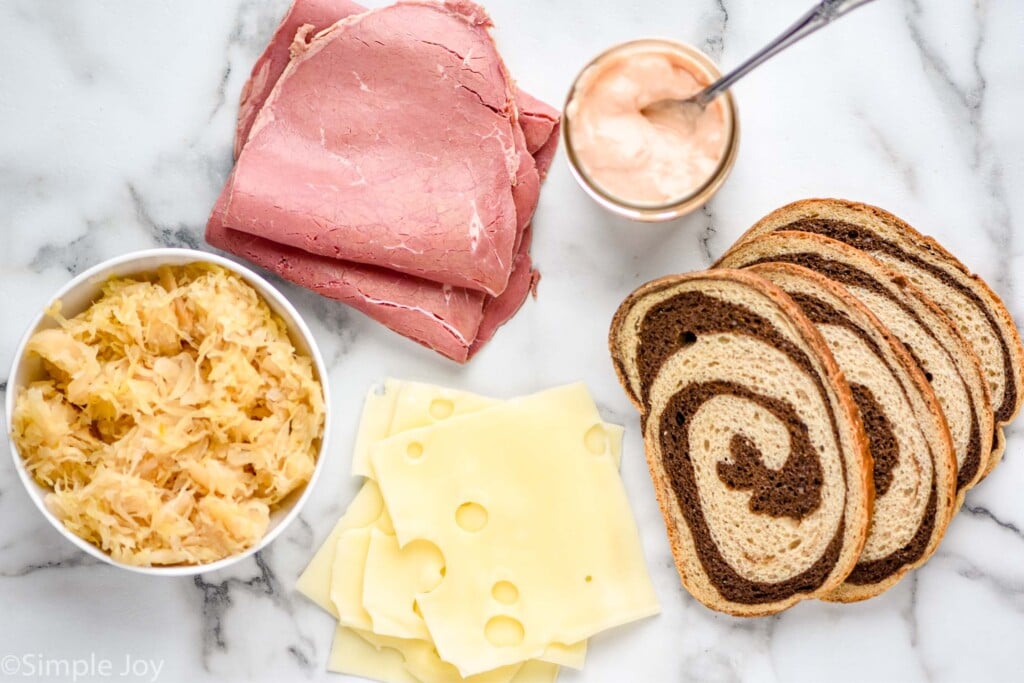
[298,380,659,681]
[609,199,1023,616]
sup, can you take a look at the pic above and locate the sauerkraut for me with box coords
[11,264,325,566]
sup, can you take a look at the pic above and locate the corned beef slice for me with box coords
[235,0,560,167]
[207,182,488,361]
[207,123,548,362]
[514,88,560,178]
[224,2,520,295]
[208,92,552,360]
[234,0,367,158]
[208,0,558,361]
[470,224,539,355]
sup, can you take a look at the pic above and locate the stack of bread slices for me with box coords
[609,199,1023,616]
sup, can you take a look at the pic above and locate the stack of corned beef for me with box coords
[206,0,560,362]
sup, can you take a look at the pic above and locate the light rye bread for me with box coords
[609,269,873,616]
[717,231,992,510]
[735,199,1019,474]
[745,263,956,602]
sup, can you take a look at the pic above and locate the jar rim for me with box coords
[563,38,740,222]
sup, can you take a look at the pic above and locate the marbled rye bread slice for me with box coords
[746,263,956,601]
[609,269,873,616]
[718,231,992,510]
[735,199,1020,474]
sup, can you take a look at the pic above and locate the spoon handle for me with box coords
[694,0,877,108]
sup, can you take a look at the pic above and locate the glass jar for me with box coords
[563,39,739,222]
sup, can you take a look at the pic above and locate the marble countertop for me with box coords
[2,1,1023,681]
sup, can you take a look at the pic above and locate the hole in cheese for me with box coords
[402,539,446,593]
[583,424,608,455]
[484,616,525,647]
[455,502,488,532]
[491,581,519,604]
[585,575,593,583]
[429,398,455,419]
[407,442,424,460]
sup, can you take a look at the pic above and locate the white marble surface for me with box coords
[2,1,1023,681]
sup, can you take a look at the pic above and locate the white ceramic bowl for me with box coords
[5,248,331,576]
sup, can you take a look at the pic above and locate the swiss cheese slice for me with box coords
[329,529,374,630]
[301,380,626,675]
[328,625,419,683]
[389,381,502,436]
[324,492,595,669]
[329,627,561,683]
[296,480,387,617]
[370,383,660,676]
[352,379,501,477]
[363,528,446,641]
[300,495,589,668]
[358,630,522,683]
[351,381,403,478]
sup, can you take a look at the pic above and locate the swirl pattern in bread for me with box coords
[610,269,873,616]
[718,231,992,508]
[734,199,1020,474]
[744,262,956,601]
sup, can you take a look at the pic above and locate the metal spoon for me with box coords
[642,0,878,121]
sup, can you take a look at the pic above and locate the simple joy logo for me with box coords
[1,653,164,681]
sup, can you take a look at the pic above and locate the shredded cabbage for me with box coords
[11,264,325,566]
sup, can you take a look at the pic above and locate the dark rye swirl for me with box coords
[735,199,1020,475]
[610,269,872,616]
[718,231,992,511]
[745,263,956,601]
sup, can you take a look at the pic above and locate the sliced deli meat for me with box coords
[208,187,540,363]
[225,1,521,295]
[209,0,559,361]
[233,0,560,168]
[515,88,561,179]
[234,0,367,158]
[471,225,540,354]
[212,98,550,362]
[208,130,549,362]
[208,186,486,361]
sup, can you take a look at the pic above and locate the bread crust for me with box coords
[611,198,1019,614]
[745,262,957,603]
[727,198,1021,476]
[720,229,993,507]
[610,269,874,616]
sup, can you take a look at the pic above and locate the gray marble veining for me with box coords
[1,1,1023,681]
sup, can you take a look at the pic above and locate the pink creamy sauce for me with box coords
[568,48,728,206]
